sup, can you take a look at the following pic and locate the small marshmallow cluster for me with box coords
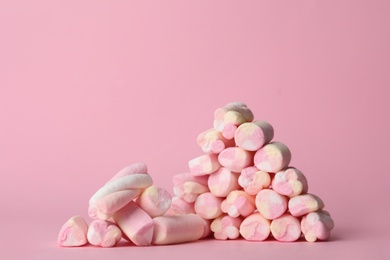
[171,102,334,242]
[57,102,334,248]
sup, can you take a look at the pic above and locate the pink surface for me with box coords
[0,0,389,259]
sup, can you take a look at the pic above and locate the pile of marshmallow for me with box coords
[57,102,334,248]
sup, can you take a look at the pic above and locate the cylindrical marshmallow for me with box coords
[113,201,154,246]
[272,167,308,197]
[108,162,148,183]
[208,167,240,197]
[197,129,235,154]
[188,154,221,176]
[239,213,271,241]
[255,189,288,220]
[218,147,253,172]
[194,192,224,219]
[235,121,274,151]
[301,210,334,242]
[238,166,271,195]
[164,197,196,216]
[288,194,324,217]
[214,102,254,133]
[221,190,256,218]
[136,186,172,218]
[270,214,301,242]
[254,142,291,172]
[152,214,208,245]
[210,214,242,240]
[57,215,88,247]
[87,220,122,247]
[172,172,209,203]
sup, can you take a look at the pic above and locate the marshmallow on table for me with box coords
[152,214,208,245]
[87,219,122,247]
[194,192,224,219]
[255,189,288,220]
[239,213,271,241]
[238,166,271,195]
[136,186,172,218]
[272,167,308,197]
[301,210,334,242]
[197,129,235,154]
[164,197,196,216]
[270,214,301,242]
[221,190,256,218]
[172,172,209,203]
[288,194,324,217]
[107,162,148,183]
[235,121,274,151]
[57,215,88,247]
[218,147,253,173]
[211,214,242,240]
[113,201,154,246]
[254,142,291,173]
[188,154,221,176]
[208,167,240,197]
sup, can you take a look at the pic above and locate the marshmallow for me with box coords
[288,194,324,217]
[255,189,288,220]
[152,214,208,245]
[57,215,88,247]
[214,102,254,139]
[87,219,122,247]
[197,129,235,154]
[301,210,334,242]
[188,154,221,176]
[194,192,224,219]
[272,167,308,197]
[270,214,301,242]
[239,213,271,241]
[254,142,291,172]
[235,121,274,151]
[172,172,209,203]
[238,166,271,195]
[288,193,324,217]
[136,186,172,218]
[221,190,256,218]
[108,162,148,183]
[113,201,154,246]
[218,147,253,172]
[211,214,242,240]
[164,197,196,216]
[208,167,240,197]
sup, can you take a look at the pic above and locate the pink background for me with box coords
[1,0,389,259]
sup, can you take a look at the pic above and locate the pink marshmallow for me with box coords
[254,141,291,172]
[255,189,288,220]
[194,192,224,219]
[57,215,88,247]
[188,154,221,176]
[272,167,308,197]
[113,201,154,246]
[221,190,256,218]
[108,162,148,183]
[218,147,253,172]
[239,213,271,241]
[152,214,208,245]
[210,214,242,240]
[197,128,235,154]
[172,172,209,203]
[164,196,196,216]
[208,167,240,197]
[135,186,172,218]
[238,166,271,195]
[87,220,122,247]
[270,214,301,242]
[288,194,324,217]
[235,121,274,151]
[301,210,335,242]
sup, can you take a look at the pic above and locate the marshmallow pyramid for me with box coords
[58,102,334,248]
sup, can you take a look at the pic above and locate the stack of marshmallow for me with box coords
[57,162,210,247]
[170,102,334,242]
[57,102,334,248]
